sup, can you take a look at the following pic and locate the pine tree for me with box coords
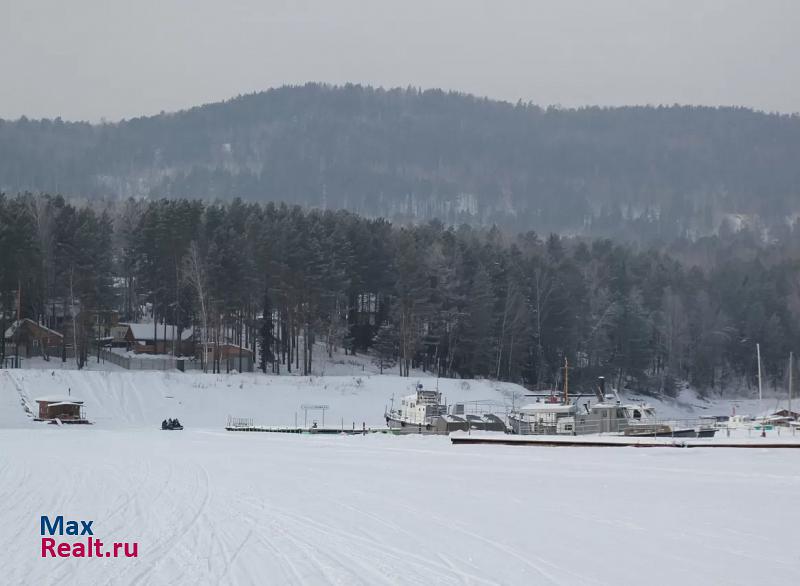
[371,323,398,374]
[460,264,495,377]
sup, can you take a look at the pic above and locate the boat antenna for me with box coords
[563,357,569,405]
[757,343,763,404]
[789,351,793,420]
[757,343,765,437]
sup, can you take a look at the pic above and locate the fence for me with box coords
[100,349,203,372]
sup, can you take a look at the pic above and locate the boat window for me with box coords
[633,409,641,419]
[410,403,415,408]
[616,408,625,418]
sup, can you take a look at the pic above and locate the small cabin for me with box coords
[123,323,194,355]
[772,409,800,420]
[34,396,89,424]
[197,343,254,372]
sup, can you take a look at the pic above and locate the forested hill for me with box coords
[2,83,800,240]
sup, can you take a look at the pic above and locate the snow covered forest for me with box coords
[1,193,799,395]
[3,84,800,239]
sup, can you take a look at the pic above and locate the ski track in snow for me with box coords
[2,429,799,585]
[3,369,800,585]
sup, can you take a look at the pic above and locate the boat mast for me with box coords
[789,351,793,420]
[564,357,569,404]
[757,343,763,405]
[757,343,765,436]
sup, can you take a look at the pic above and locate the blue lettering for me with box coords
[40,515,63,536]
[40,516,94,536]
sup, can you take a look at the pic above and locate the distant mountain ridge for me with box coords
[2,83,799,240]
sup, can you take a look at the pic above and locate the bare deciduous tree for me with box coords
[182,241,210,372]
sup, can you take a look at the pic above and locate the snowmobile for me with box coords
[161,418,184,431]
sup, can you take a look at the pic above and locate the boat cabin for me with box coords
[512,403,577,435]
[396,388,446,425]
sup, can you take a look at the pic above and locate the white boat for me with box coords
[385,383,506,434]
[509,401,577,435]
[510,376,716,438]
[385,384,446,434]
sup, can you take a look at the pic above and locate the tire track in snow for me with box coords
[388,499,595,586]
[243,496,499,586]
[126,461,211,586]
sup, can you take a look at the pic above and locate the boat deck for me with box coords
[225,425,395,435]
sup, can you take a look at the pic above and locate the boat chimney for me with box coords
[594,377,605,402]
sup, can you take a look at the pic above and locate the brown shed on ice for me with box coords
[34,396,89,424]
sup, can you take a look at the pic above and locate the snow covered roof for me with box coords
[47,401,83,407]
[124,323,193,342]
[4,319,63,339]
[35,395,84,404]
[519,403,575,414]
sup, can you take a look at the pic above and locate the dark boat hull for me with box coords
[385,416,443,435]
[626,428,717,438]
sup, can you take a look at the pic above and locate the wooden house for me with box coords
[197,343,254,372]
[122,323,194,355]
[34,395,89,424]
[4,319,64,358]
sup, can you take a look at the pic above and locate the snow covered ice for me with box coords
[2,369,800,585]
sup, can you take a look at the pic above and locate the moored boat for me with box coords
[385,383,507,434]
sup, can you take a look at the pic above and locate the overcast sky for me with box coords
[1,0,798,121]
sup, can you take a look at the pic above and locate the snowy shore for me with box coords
[2,428,799,585]
[2,368,800,584]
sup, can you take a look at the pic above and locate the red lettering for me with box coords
[114,542,122,557]
[124,542,138,558]
[93,538,103,558]
[41,538,56,557]
[57,543,70,557]
[73,542,85,558]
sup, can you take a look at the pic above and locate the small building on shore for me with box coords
[4,319,64,358]
[197,343,255,372]
[34,395,89,424]
[122,323,194,355]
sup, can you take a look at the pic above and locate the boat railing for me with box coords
[512,416,724,437]
[576,417,718,436]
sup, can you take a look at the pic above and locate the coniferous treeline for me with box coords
[1,192,799,395]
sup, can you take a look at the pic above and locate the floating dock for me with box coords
[450,433,800,449]
[225,425,396,435]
